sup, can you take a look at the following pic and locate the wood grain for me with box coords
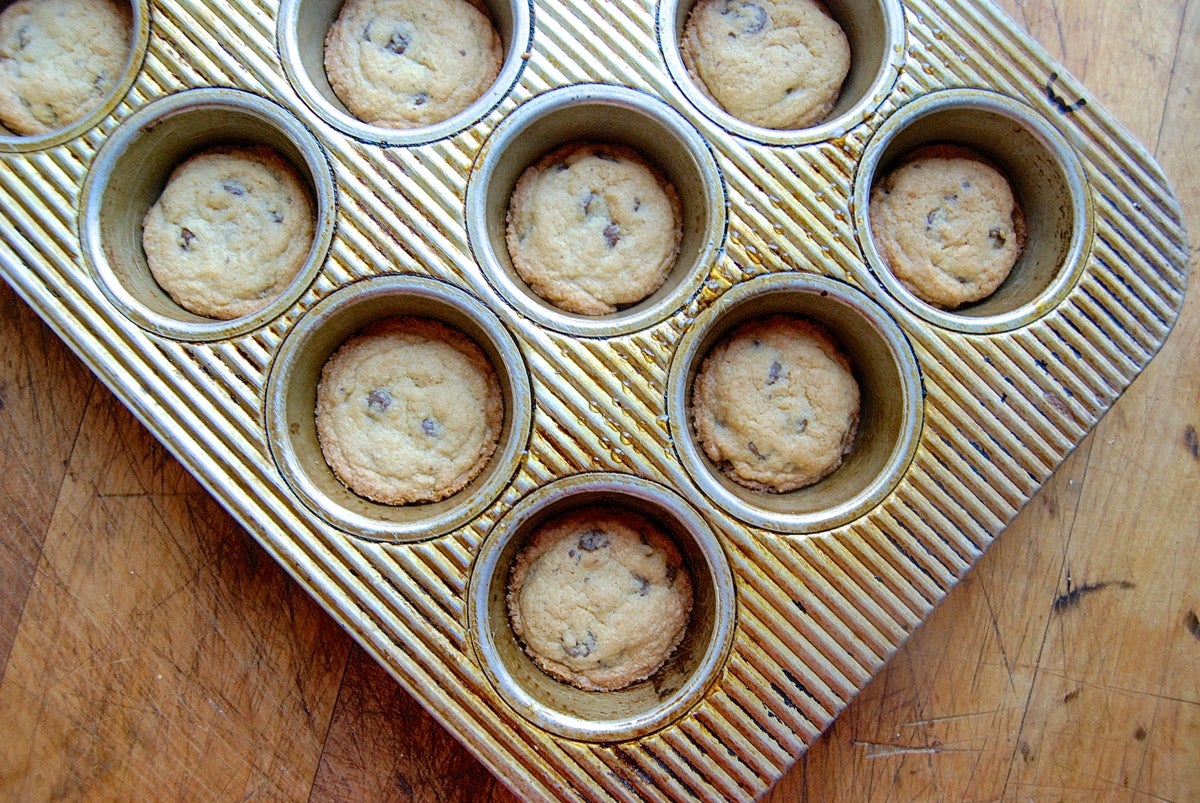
[1,0,1196,799]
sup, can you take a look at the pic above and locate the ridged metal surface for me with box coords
[0,0,1188,799]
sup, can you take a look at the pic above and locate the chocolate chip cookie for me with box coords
[507,507,693,692]
[323,0,502,128]
[681,0,850,130]
[505,143,682,315]
[0,0,131,135]
[869,146,1026,309]
[315,317,503,505]
[692,314,860,492]
[141,146,315,320]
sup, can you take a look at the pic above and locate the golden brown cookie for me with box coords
[681,0,850,130]
[692,315,860,492]
[507,508,693,692]
[0,0,131,135]
[141,146,315,320]
[869,147,1026,309]
[505,143,682,315]
[323,0,502,128]
[315,317,503,505]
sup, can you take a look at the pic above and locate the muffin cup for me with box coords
[668,273,923,534]
[468,473,736,741]
[465,83,727,337]
[277,0,531,146]
[0,0,149,152]
[79,88,337,341]
[264,274,532,542]
[854,88,1093,332]
[657,0,906,145]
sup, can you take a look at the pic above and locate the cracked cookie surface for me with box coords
[324,0,502,129]
[692,315,860,493]
[869,147,1026,309]
[507,508,693,692]
[0,0,131,135]
[141,146,315,320]
[315,317,502,505]
[505,143,682,316]
[681,0,849,130]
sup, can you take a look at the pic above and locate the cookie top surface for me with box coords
[324,0,502,129]
[507,508,693,692]
[315,317,503,506]
[869,149,1026,309]
[141,146,315,320]
[692,315,860,493]
[0,0,131,136]
[505,143,682,316]
[681,0,850,130]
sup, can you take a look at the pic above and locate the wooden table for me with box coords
[2,0,1197,799]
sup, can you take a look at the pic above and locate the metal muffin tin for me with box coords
[0,0,1188,799]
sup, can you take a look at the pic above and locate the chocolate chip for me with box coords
[603,222,621,248]
[634,574,651,596]
[767,360,782,385]
[578,528,610,552]
[179,227,196,250]
[582,191,599,216]
[384,31,410,55]
[412,93,428,106]
[270,210,284,224]
[421,417,442,437]
[989,227,1007,248]
[564,630,597,658]
[17,26,31,50]
[721,0,768,34]
[795,418,808,434]
[594,151,619,163]
[553,161,570,172]
[748,441,764,459]
[367,388,393,412]
[222,180,245,197]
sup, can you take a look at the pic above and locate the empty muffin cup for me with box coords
[277,0,531,145]
[468,473,736,741]
[0,0,148,152]
[80,88,336,341]
[658,0,905,144]
[264,274,533,542]
[465,83,726,337]
[668,273,923,534]
[854,88,1092,333]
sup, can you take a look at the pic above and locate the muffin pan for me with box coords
[0,0,1188,800]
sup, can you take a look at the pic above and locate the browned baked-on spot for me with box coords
[1183,424,1199,459]
[1186,610,1200,640]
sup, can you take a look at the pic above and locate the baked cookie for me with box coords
[692,315,859,492]
[681,0,850,130]
[324,0,502,129]
[507,508,692,692]
[0,0,131,135]
[142,146,314,320]
[505,143,682,316]
[869,147,1026,309]
[315,317,503,505]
